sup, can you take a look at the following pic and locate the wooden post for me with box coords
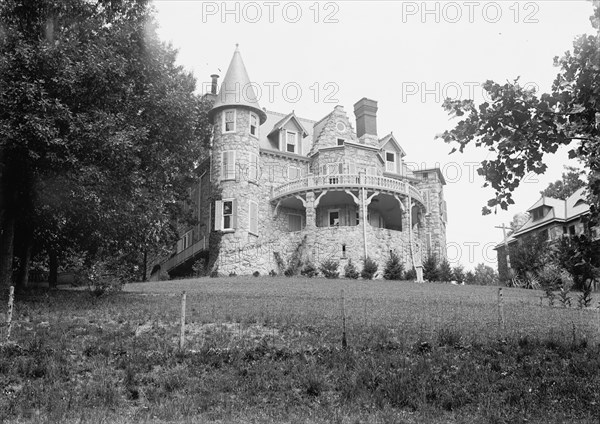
[497,288,505,331]
[179,291,186,350]
[6,285,14,342]
[341,289,347,349]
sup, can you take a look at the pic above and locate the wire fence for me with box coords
[3,284,599,353]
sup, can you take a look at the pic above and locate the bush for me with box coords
[383,252,404,280]
[228,272,237,277]
[192,259,206,277]
[423,254,439,282]
[344,259,359,279]
[269,269,277,277]
[210,268,219,278]
[252,271,260,277]
[361,257,378,280]
[452,265,465,283]
[320,259,339,279]
[404,267,417,280]
[301,262,318,278]
[438,259,453,282]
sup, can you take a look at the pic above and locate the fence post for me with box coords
[497,288,505,332]
[6,286,14,342]
[341,289,347,349]
[179,291,186,350]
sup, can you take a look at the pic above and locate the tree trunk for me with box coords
[142,249,148,282]
[0,213,15,298]
[48,249,58,289]
[16,228,33,290]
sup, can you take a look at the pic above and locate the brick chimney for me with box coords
[210,74,219,95]
[353,98,378,139]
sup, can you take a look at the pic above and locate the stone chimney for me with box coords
[353,98,378,139]
[210,74,219,95]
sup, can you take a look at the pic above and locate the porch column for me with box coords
[305,192,316,229]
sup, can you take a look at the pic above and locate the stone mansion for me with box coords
[157,46,448,277]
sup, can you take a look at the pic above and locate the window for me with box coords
[221,151,236,180]
[288,165,301,181]
[250,113,258,136]
[214,199,237,231]
[176,230,193,253]
[385,151,396,173]
[223,110,236,133]
[366,166,378,176]
[337,138,345,146]
[356,211,360,225]
[223,201,234,230]
[248,152,259,182]
[289,214,302,232]
[249,201,258,235]
[329,210,340,227]
[422,172,429,180]
[286,130,297,153]
[569,225,576,235]
[342,244,346,258]
[532,208,544,221]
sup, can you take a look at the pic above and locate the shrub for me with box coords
[269,269,277,277]
[423,254,439,282]
[452,265,465,283]
[192,259,206,277]
[210,268,219,278]
[228,272,237,277]
[320,259,339,279]
[361,257,378,280]
[252,271,260,277]
[438,258,453,282]
[344,259,359,279]
[301,262,318,278]
[383,252,404,280]
[404,267,417,280]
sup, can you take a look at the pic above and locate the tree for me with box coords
[509,212,530,234]
[423,253,439,282]
[471,263,499,286]
[383,251,404,280]
[438,258,453,282]
[540,166,586,200]
[452,264,465,283]
[0,0,208,295]
[438,4,600,221]
[508,233,549,279]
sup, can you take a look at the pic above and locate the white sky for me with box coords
[153,0,595,271]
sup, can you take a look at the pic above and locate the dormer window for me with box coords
[385,151,396,173]
[532,207,544,221]
[250,113,258,136]
[286,130,297,153]
[223,110,236,133]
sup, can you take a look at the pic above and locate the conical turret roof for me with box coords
[208,45,267,124]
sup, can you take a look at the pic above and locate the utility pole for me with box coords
[495,223,512,270]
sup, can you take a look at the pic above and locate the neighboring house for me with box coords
[154,46,448,278]
[496,187,599,282]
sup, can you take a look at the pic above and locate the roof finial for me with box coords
[235,43,239,51]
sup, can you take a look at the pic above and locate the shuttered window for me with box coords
[214,199,237,231]
[249,201,258,235]
[248,152,259,182]
[221,151,236,180]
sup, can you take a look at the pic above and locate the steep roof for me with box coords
[379,133,407,157]
[208,46,267,124]
[267,112,309,138]
[506,187,590,241]
[259,110,315,155]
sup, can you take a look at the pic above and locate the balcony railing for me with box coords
[272,173,425,205]
[163,237,206,272]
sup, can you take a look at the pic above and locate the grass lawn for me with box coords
[1,277,600,423]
